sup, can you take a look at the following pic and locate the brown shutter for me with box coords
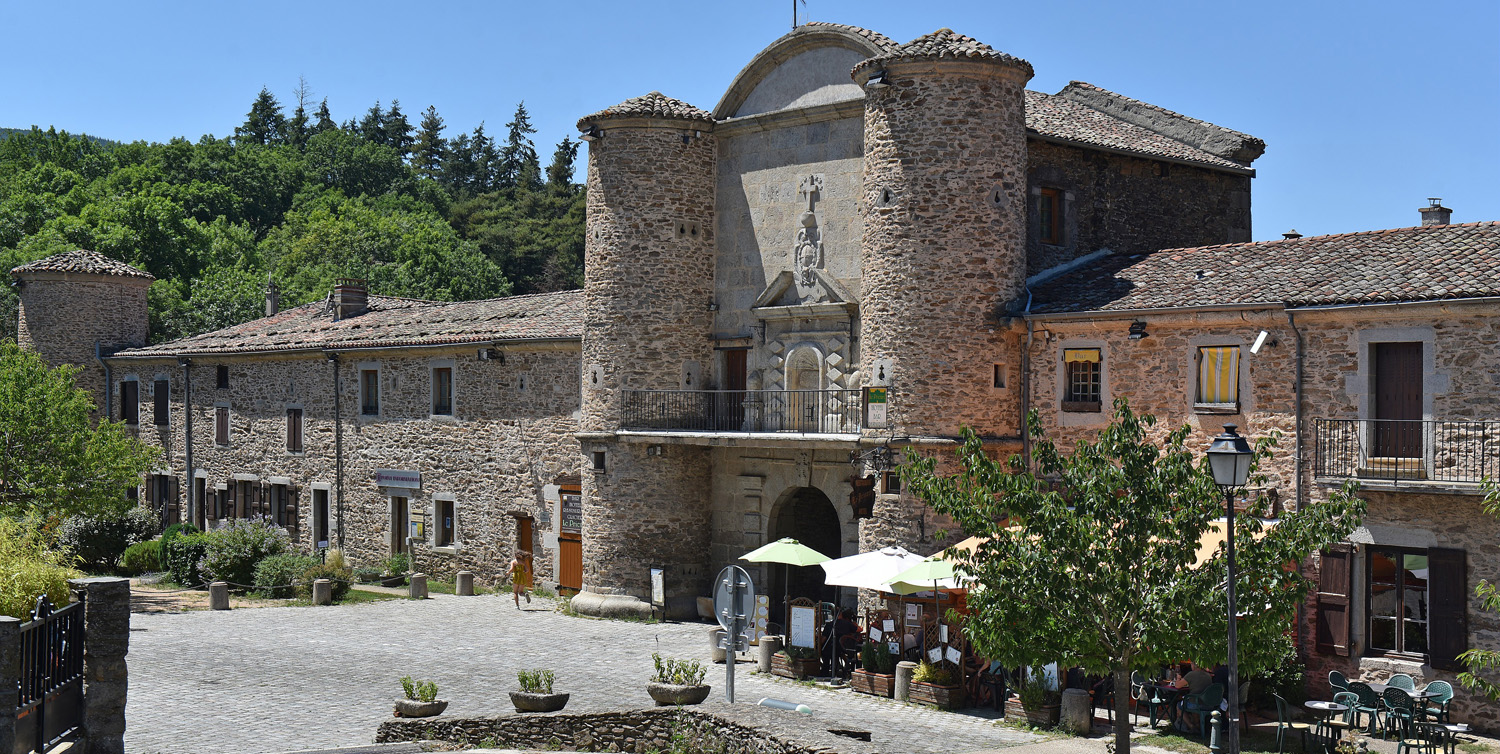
[226,482,237,519]
[1428,547,1468,671]
[168,476,181,526]
[1315,544,1353,656]
[286,486,300,536]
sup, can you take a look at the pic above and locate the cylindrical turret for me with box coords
[11,250,154,413]
[855,29,1034,438]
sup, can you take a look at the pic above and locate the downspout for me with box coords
[1286,310,1305,511]
[328,352,346,549]
[95,342,112,419]
[180,358,194,525]
[1020,287,1035,469]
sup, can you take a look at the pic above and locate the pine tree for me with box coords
[235,87,287,146]
[286,76,313,148]
[312,98,337,134]
[545,136,580,192]
[357,101,386,145]
[499,102,541,191]
[413,105,447,182]
[445,132,475,194]
[471,123,499,193]
[386,100,414,159]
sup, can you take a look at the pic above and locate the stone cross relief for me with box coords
[794,174,828,304]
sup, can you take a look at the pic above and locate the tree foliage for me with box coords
[1458,479,1500,701]
[902,401,1365,754]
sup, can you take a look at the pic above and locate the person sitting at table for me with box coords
[1176,664,1215,732]
[1170,662,1193,690]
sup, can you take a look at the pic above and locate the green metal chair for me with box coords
[1322,692,1361,744]
[1329,670,1349,693]
[1396,722,1446,754]
[1275,693,1314,754]
[1420,680,1454,723]
[1182,683,1224,740]
[1388,674,1417,691]
[1383,686,1418,740]
[1348,681,1384,734]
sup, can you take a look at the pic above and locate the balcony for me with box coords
[620,389,865,434]
[1313,418,1500,487]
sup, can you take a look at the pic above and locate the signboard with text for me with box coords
[376,469,421,489]
[560,492,582,533]
[865,387,888,429]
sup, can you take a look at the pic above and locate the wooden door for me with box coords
[722,349,747,430]
[515,515,533,555]
[1373,342,1423,458]
[391,497,408,554]
[557,483,582,593]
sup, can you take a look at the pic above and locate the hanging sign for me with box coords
[376,469,421,489]
[927,647,942,663]
[865,387,889,429]
[945,646,962,664]
[560,492,582,533]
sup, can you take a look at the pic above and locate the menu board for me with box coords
[789,605,817,649]
[560,492,582,533]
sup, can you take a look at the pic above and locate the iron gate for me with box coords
[15,594,84,754]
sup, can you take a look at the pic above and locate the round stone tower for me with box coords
[574,93,717,610]
[854,29,1034,439]
[11,249,154,411]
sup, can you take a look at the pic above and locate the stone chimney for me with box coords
[332,278,367,321]
[1282,229,1302,240]
[265,276,280,317]
[1420,198,1451,226]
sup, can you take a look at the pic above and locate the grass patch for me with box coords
[1141,727,1296,754]
[286,590,401,607]
[1459,743,1496,754]
[425,579,493,596]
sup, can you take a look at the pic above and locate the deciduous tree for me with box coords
[1459,480,1500,700]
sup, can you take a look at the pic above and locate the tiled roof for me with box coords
[577,91,714,131]
[1059,81,1263,160]
[10,249,154,280]
[1028,222,1500,314]
[114,289,583,358]
[853,28,1034,77]
[1025,91,1248,171]
[800,21,901,53]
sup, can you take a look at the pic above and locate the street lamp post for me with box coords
[1206,424,1253,754]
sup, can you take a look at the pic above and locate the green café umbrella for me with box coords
[741,538,831,634]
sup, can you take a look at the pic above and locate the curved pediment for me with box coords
[713,23,895,120]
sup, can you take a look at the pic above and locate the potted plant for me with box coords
[381,553,410,587]
[850,642,896,697]
[771,644,821,680]
[393,675,447,718]
[510,668,569,712]
[909,661,965,709]
[1015,664,1060,728]
[646,653,711,706]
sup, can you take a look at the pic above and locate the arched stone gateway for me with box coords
[768,485,842,626]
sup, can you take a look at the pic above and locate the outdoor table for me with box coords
[1304,700,1349,752]
[1146,684,1183,730]
[1440,723,1471,754]
[1367,683,1441,699]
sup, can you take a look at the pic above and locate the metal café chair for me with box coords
[1321,692,1360,744]
[1329,670,1349,693]
[1347,681,1385,735]
[1420,680,1454,723]
[1182,683,1224,740]
[1383,687,1418,740]
[1396,722,1446,754]
[1388,674,1417,692]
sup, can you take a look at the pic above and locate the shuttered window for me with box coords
[1427,547,1468,670]
[120,381,140,425]
[286,408,303,453]
[215,406,230,446]
[1062,348,1102,411]
[1196,346,1240,408]
[361,369,380,415]
[1315,544,1352,656]
[153,379,170,425]
[1368,548,1427,656]
[1039,187,1063,245]
[432,367,453,416]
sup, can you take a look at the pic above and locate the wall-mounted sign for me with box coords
[865,387,888,428]
[560,492,582,533]
[376,469,421,489]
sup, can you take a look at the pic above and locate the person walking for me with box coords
[508,551,533,609]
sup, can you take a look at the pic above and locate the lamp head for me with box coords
[1206,423,1253,488]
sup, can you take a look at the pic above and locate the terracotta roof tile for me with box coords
[800,22,901,53]
[1024,90,1249,171]
[853,28,1034,77]
[10,250,154,280]
[1029,222,1500,314]
[577,91,714,131]
[115,289,583,358]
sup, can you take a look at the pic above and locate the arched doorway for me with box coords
[768,486,841,628]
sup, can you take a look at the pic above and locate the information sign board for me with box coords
[788,605,816,649]
[865,387,888,429]
[560,492,582,533]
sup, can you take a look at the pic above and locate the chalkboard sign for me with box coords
[560,492,582,533]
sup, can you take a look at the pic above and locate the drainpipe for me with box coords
[1020,287,1035,469]
[180,358,194,525]
[1287,310,1305,512]
[95,342,113,419]
[327,352,346,549]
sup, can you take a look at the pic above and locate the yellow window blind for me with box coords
[1063,348,1100,363]
[1197,346,1239,405]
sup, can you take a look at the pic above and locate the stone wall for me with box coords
[1025,140,1253,277]
[115,341,582,584]
[16,272,150,415]
[376,704,879,754]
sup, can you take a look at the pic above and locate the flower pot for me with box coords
[509,691,569,713]
[1024,703,1061,728]
[646,682,711,706]
[909,682,964,709]
[850,669,895,698]
[393,698,448,718]
[771,653,820,680]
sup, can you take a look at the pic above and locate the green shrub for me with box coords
[400,675,438,702]
[200,518,290,588]
[55,507,158,572]
[252,552,319,598]
[353,566,382,584]
[517,668,555,694]
[160,522,199,571]
[0,518,83,620]
[860,640,896,674]
[164,532,211,586]
[650,653,706,685]
[382,552,410,576]
[301,549,353,601]
[118,539,162,575]
[781,644,817,660]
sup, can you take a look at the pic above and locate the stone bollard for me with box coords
[0,616,18,754]
[208,582,230,610]
[1209,711,1223,753]
[311,579,332,606]
[409,573,428,600]
[709,627,727,663]
[69,577,130,754]
[1061,687,1092,735]
[758,635,783,673]
[895,661,917,702]
[455,571,474,596]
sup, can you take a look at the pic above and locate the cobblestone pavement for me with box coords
[126,592,1045,754]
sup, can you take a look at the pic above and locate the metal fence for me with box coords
[621,389,865,433]
[15,595,85,754]
[1313,418,1500,484]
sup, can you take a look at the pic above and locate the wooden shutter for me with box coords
[225,482,236,519]
[1315,544,1353,656]
[286,486,300,536]
[1427,547,1468,670]
[168,476,180,526]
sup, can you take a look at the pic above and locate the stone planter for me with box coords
[850,669,895,698]
[509,691,569,713]
[381,575,407,587]
[393,698,448,718]
[909,682,964,709]
[1024,703,1061,728]
[646,682,711,706]
[771,653,820,680]
[1004,695,1028,723]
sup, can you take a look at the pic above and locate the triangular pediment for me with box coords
[752,269,854,308]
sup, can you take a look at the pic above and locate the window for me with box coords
[883,470,901,495]
[390,497,408,554]
[216,365,229,389]
[153,379,169,425]
[1367,548,1428,657]
[1062,348,1102,411]
[286,408,303,453]
[432,367,453,416]
[1039,187,1063,245]
[436,499,456,547]
[360,369,380,415]
[592,451,607,473]
[992,363,1007,390]
[1195,346,1240,410]
[215,406,230,446]
[120,380,139,425]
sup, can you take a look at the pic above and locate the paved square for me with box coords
[124,592,1044,754]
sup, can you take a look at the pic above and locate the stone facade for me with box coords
[14,267,151,416]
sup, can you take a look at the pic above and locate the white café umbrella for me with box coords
[818,546,925,678]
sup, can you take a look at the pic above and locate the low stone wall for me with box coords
[375,703,878,754]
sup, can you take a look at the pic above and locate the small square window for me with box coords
[992,363,1007,389]
[592,451,607,473]
[216,365,229,389]
[1062,348,1102,412]
[883,470,901,495]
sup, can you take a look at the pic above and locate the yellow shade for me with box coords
[1197,346,1239,405]
[1064,348,1100,363]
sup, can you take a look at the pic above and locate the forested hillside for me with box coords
[0,87,584,344]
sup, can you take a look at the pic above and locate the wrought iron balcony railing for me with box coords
[1313,418,1500,485]
[621,389,865,434]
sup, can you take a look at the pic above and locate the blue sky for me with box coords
[3,0,1495,241]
